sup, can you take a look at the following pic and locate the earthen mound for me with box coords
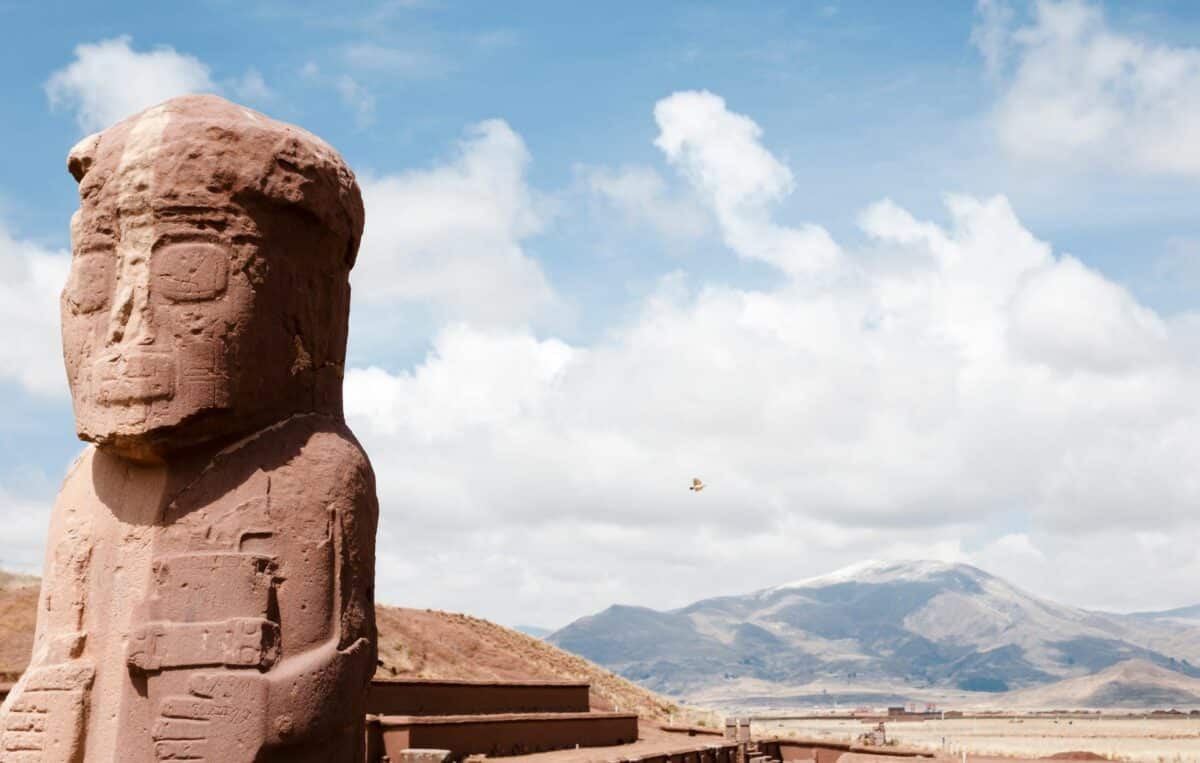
[1,575,684,721]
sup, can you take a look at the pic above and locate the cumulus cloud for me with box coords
[653,90,839,276]
[974,530,1200,612]
[581,165,710,243]
[0,223,69,396]
[1008,255,1168,373]
[354,119,561,327]
[977,0,1200,175]
[46,36,218,132]
[339,91,1200,626]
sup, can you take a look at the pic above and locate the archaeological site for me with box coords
[0,94,1185,763]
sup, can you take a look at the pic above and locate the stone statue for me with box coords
[0,95,378,762]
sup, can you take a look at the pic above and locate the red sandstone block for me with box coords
[368,678,592,716]
[379,711,639,759]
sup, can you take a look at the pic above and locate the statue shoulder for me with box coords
[252,416,376,506]
[51,445,99,510]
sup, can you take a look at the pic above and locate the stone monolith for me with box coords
[0,94,378,762]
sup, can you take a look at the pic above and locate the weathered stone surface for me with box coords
[0,94,377,762]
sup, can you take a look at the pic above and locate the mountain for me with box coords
[0,573,690,722]
[514,624,553,639]
[1130,603,1200,627]
[548,560,1200,706]
[997,659,1200,709]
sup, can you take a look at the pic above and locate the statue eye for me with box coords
[64,254,114,314]
[152,242,229,302]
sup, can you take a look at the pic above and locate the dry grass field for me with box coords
[754,716,1200,762]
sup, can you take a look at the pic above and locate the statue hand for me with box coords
[153,672,267,763]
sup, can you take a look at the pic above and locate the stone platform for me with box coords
[369,711,639,758]
[362,678,731,763]
[368,678,591,716]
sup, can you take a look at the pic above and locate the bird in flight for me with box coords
[689,477,705,492]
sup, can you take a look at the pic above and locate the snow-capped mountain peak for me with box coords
[771,559,990,592]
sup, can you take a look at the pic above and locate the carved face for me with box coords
[61,97,360,460]
[63,207,253,450]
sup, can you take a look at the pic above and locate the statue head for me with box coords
[61,95,365,462]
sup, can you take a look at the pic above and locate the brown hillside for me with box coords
[374,606,685,720]
[997,659,1200,709]
[0,573,38,683]
[0,577,690,722]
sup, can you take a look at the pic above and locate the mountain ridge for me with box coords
[996,658,1200,709]
[548,560,1200,706]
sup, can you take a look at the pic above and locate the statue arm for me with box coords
[0,452,95,757]
[263,463,378,746]
[27,451,95,667]
[150,439,379,762]
[262,632,374,744]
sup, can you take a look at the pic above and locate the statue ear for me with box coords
[67,132,102,182]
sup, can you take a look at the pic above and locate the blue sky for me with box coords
[4,0,1200,628]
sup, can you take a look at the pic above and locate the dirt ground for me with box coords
[757,716,1200,762]
[373,605,711,723]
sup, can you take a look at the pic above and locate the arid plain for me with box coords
[757,716,1200,762]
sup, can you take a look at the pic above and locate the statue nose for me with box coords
[106,247,156,347]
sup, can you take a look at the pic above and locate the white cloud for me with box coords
[230,68,273,102]
[0,223,69,396]
[973,529,1200,612]
[581,165,710,243]
[338,91,1200,626]
[972,0,1015,75]
[0,483,51,575]
[343,42,446,77]
[335,75,376,127]
[1008,254,1168,373]
[347,324,573,439]
[983,533,1046,562]
[45,36,217,132]
[296,65,375,126]
[45,36,274,133]
[353,119,561,327]
[653,90,839,276]
[977,0,1200,176]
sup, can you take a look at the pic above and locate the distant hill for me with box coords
[515,625,553,639]
[1130,604,1200,627]
[0,571,38,592]
[998,659,1200,709]
[548,560,1200,707]
[0,573,687,722]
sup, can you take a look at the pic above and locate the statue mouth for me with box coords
[95,351,176,404]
